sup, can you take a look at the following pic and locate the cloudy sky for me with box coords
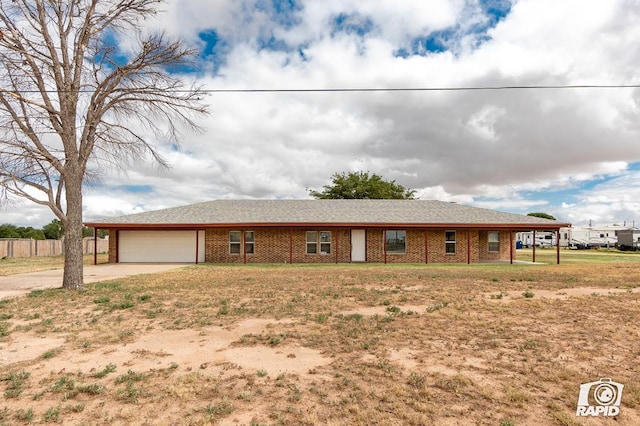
[4,0,640,228]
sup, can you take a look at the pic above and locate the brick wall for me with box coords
[366,229,428,263]
[205,228,353,264]
[108,230,117,263]
[106,227,518,264]
[425,229,480,263]
[478,230,514,262]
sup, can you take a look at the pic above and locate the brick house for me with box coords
[85,199,569,264]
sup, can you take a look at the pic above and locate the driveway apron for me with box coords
[0,264,187,300]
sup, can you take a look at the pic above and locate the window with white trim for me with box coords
[245,231,255,254]
[320,231,331,254]
[488,231,500,253]
[445,231,456,254]
[230,231,241,254]
[385,230,406,254]
[229,231,254,255]
[306,231,331,254]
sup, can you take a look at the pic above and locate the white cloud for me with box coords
[3,0,640,229]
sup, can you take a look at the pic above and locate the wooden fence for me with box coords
[0,238,108,259]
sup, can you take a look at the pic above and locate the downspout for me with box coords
[335,229,339,264]
[115,230,119,263]
[467,229,471,264]
[93,227,98,265]
[556,229,561,264]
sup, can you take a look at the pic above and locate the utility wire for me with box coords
[202,84,640,93]
[1,84,639,94]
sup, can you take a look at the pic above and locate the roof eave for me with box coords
[85,222,570,230]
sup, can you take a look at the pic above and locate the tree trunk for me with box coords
[62,177,84,290]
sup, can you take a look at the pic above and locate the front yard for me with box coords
[1,251,639,424]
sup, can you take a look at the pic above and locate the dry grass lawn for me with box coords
[1,249,639,425]
[0,255,108,276]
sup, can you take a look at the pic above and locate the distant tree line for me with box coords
[0,220,108,240]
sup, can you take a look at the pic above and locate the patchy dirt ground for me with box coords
[1,257,640,425]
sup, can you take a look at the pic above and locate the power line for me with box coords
[202,84,640,93]
[1,84,639,94]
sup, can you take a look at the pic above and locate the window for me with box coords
[385,230,406,254]
[488,231,500,253]
[445,231,456,254]
[229,231,254,254]
[245,231,255,254]
[230,231,241,254]
[307,231,331,254]
[320,231,331,254]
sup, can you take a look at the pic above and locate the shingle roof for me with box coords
[86,200,568,229]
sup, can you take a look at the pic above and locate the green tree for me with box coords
[309,171,416,200]
[0,224,44,239]
[18,226,45,240]
[527,212,556,221]
[42,219,64,240]
[0,223,20,238]
[82,226,108,238]
[0,1,206,289]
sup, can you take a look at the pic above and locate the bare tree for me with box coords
[0,1,207,289]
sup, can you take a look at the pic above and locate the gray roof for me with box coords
[87,200,568,229]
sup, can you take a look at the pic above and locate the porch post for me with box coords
[289,228,293,264]
[383,230,387,264]
[93,227,98,265]
[195,230,199,264]
[115,230,119,263]
[243,230,247,264]
[532,230,536,263]
[510,231,513,264]
[425,230,428,264]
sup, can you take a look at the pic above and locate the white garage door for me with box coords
[119,230,205,263]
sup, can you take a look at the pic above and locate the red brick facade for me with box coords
[133,227,514,264]
[107,227,517,264]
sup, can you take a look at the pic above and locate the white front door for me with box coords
[351,229,366,262]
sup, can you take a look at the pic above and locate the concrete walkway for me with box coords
[0,264,187,300]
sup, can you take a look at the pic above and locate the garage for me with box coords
[118,230,205,263]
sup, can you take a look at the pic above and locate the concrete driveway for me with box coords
[0,264,187,300]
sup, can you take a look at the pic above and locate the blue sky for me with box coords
[3,0,640,228]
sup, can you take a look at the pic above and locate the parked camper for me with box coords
[617,229,640,251]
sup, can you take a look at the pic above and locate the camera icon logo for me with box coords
[576,378,624,417]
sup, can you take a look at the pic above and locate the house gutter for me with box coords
[84,222,570,230]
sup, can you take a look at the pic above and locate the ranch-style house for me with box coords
[85,199,570,265]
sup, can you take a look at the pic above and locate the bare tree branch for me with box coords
[0,0,208,289]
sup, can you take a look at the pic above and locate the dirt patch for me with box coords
[484,286,640,301]
[1,261,640,424]
[0,335,65,365]
[6,318,329,377]
[339,304,433,316]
